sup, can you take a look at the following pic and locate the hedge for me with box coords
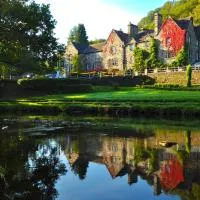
[17,79,93,93]
[17,75,155,88]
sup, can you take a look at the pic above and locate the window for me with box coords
[112,144,118,152]
[166,37,171,47]
[129,44,134,51]
[188,51,192,59]
[130,56,133,64]
[86,64,91,70]
[110,46,116,54]
[188,34,191,44]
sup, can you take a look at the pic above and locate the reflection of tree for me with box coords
[26,146,67,200]
[72,156,89,180]
[175,130,192,164]
[134,143,148,165]
[0,137,67,200]
[148,149,159,173]
[185,130,191,154]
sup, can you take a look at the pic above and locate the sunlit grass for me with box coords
[12,87,200,103]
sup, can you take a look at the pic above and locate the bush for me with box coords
[18,78,93,93]
[17,76,155,89]
[186,64,192,87]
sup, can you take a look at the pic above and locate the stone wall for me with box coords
[103,31,125,71]
[148,71,200,85]
[83,52,103,71]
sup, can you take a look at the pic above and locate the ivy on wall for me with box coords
[133,47,149,72]
[160,18,186,56]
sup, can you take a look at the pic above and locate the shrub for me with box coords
[18,78,93,93]
[186,64,192,87]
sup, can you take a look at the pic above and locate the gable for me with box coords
[65,42,78,57]
[159,18,186,54]
[103,31,124,53]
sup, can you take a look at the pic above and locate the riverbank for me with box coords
[1,87,200,117]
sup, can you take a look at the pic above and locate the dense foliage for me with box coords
[171,45,189,67]
[18,78,93,93]
[138,0,200,30]
[0,0,62,77]
[68,24,89,45]
[146,38,162,68]
[72,55,84,73]
[89,39,106,45]
[133,47,149,72]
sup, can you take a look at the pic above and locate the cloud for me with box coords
[35,0,142,44]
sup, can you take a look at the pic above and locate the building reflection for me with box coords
[64,131,200,196]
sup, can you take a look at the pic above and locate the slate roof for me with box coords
[114,30,132,45]
[72,42,88,54]
[83,42,105,54]
[114,29,154,44]
[136,29,154,43]
[174,17,193,30]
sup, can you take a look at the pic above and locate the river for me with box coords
[0,115,200,200]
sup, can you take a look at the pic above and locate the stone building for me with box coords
[65,41,104,74]
[65,13,200,73]
[155,13,200,64]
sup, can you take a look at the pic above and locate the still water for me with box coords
[0,116,200,200]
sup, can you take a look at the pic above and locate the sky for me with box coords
[35,0,168,44]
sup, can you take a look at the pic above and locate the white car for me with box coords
[193,62,200,67]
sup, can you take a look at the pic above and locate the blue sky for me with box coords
[103,0,167,15]
[35,0,168,44]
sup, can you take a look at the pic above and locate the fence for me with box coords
[2,66,200,80]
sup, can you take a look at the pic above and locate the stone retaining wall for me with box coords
[148,71,200,85]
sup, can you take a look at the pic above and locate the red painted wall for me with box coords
[160,18,186,55]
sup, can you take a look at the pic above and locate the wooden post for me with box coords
[145,69,148,75]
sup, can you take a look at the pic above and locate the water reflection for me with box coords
[0,119,200,200]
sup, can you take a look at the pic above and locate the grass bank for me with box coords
[1,87,200,117]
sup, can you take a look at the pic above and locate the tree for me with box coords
[0,0,60,75]
[138,0,200,29]
[186,64,192,87]
[171,46,188,67]
[146,38,161,68]
[133,47,149,72]
[72,55,83,74]
[68,26,78,43]
[89,39,106,45]
[68,24,89,45]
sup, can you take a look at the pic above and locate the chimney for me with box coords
[154,13,162,35]
[128,22,138,37]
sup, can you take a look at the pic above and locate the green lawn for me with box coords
[1,87,200,116]
[19,87,200,103]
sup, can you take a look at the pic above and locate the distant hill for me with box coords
[138,0,200,30]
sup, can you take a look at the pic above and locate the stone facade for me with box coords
[103,30,126,72]
[65,13,200,73]
[156,16,200,64]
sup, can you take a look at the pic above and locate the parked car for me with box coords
[21,73,36,79]
[192,62,200,68]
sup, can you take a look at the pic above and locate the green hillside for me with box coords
[138,0,200,30]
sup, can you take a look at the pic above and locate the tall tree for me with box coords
[138,0,200,29]
[68,24,89,45]
[146,38,161,68]
[0,0,60,75]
